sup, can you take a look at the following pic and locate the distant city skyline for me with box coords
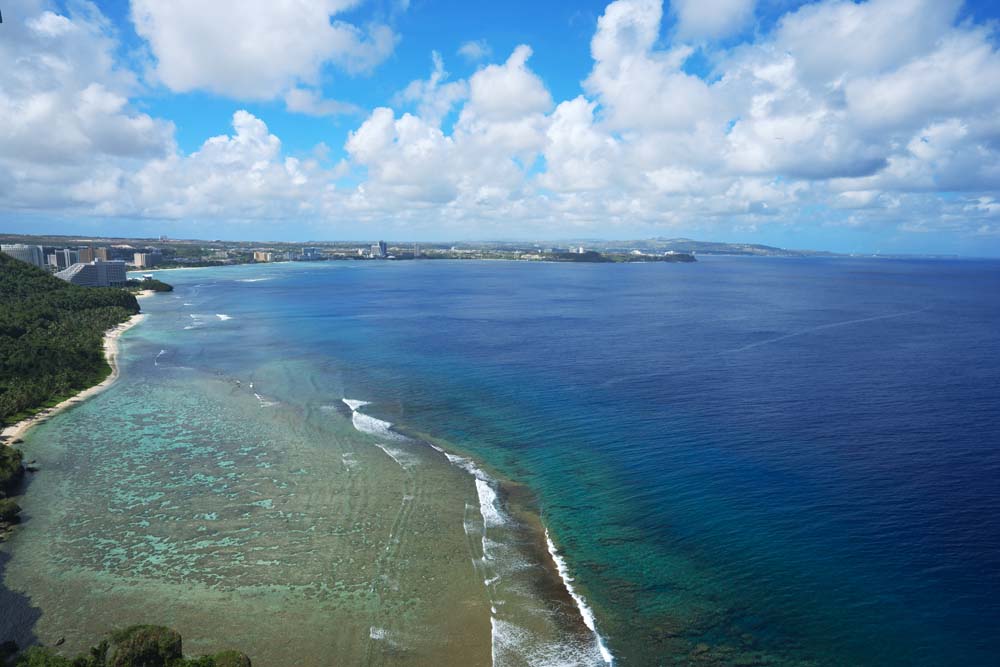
[2,0,1000,256]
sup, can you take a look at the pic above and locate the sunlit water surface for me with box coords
[3,256,999,666]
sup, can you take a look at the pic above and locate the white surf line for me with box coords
[253,392,277,408]
[374,443,412,470]
[154,349,166,366]
[545,529,615,665]
[344,399,407,442]
[215,313,232,321]
[342,398,371,411]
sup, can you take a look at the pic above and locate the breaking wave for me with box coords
[342,398,371,411]
[546,530,614,664]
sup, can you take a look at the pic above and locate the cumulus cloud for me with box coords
[2,0,1000,247]
[395,52,468,126]
[131,0,398,99]
[671,0,756,40]
[126,111,331,219]
[0,0,174,211]
[333,0,1000,238]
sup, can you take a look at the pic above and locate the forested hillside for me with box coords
[0,254,139,425]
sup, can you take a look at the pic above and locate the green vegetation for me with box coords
[0,446,23,493]
[7,626,250,667]
[0,447,24,530]
[0,253,139,426]
[0,498,21,523]
[125,278,173,293]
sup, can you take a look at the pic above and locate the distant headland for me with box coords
[0,233,857,272]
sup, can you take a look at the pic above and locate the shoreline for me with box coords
[1,312,147,445]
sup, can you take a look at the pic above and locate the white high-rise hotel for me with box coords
[1,244,46,268]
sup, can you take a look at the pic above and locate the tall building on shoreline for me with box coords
[55,260,127,287]
[370,240,388,258]
[1,244,46,268]
[134,252,161,268]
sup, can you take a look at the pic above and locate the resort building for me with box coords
[253,251,274,262]
[60,249,80,268]
[134,252,160,268]
[1,244,46,268]
[55,260,128,287]
[370,241,388,258]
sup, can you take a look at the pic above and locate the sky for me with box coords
[2,0,1000,255]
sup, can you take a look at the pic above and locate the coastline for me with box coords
[1,312,146,445]
[2,270,614,664]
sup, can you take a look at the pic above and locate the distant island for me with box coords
[0,233,850,272]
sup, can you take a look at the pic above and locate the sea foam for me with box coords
[476,479,505,528]
[374,443,416,470]
[342,398,371,411]
[351,411,404,440]
[545,530,614,664]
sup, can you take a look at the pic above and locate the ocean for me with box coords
[2,256,999,665]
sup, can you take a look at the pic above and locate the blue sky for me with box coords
[2,0,1000,255]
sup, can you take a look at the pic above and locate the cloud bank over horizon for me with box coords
[1,0,999,254]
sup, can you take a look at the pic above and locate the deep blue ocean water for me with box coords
[147,256,1000,665]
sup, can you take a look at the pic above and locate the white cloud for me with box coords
[2,0,1000,248]
[671,0,756,40]
[0,1,174,211]
[586,1,717,131]
[284,88,360,117]
[130,0,397,99]
[458,39,492,62]
[464,45,552,122]
[395,52,468,126]
[126,111,331,219]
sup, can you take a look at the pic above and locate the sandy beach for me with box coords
[0,312,147,445]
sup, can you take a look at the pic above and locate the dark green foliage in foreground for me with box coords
[183,652,250,667]
[0,498,20,523]
[11,626,250,667]
[0,446,23,493]
[107,625,182,667]
[125,279,173,293]
[0,253,139,425]
[0,447,23,527]
[12,647,73,666]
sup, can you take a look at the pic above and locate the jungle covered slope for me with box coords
[0,254,139,426]
[4,624,251,667]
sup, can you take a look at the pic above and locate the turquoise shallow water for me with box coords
[4,257,1000,666]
